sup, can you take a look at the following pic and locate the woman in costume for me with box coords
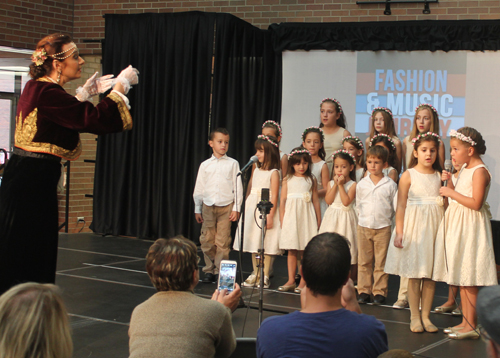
[0,33,139,294]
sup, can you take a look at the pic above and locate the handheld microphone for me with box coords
[443,159,452,187]
[237,156,258,176]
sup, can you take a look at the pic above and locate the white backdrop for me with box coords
[282,50,500,220]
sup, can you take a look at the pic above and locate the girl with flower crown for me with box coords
[342,136,365,182]
[278,147,320,293]
[433,127,497,340]
[385,132,444,334]
[319,98,351,174]
[302,126,329,217]
[403,104,445,172]
[234,135,282,289]
[262,120,288,176]
[365,134,398,183]
[319,149,358,280]
[365,107,403,174]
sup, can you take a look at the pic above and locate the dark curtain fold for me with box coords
[92,12,214,240]
[269,20,500,52]
[211,13,282,163]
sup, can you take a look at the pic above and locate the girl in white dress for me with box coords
[262,120,288,176]
[385,133,444,333]
[366,134,398,182]
[278,148,321,293]
[302,126,329,217]
[234,135,281,289]
[433,127,497,339]
[342,136,365,182]
[319,149,358,280]
[402,104,445,172]
[319,98,351,173]
[365,107,402,174]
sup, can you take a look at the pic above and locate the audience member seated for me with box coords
[0,282,73,358]
[129,236,242,358]
[256,232,388,358]
[478,285,500,358]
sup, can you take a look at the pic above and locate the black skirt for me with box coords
[0,153,61,294]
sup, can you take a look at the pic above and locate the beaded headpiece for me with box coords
[332,149,356,163]
[372,107,393,117]
[51,42,78,60]
[302,126,325,142]
[31,42,78,67]
[342,136,364,149]
[262,120,282,137]
[449,129,476,146]
[369,133,396,150]
[288,149,311,158]
[257,135,278,148]
[415,103,438,115]
[411,132,440,146]
[321,98,343,114]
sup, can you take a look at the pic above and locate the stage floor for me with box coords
[56,233,486,358]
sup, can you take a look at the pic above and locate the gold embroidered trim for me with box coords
[108,92,133,131]
[15,109,82,161]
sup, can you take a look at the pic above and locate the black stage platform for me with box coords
[56,233,486,358]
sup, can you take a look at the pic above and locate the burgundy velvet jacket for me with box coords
[15,78,133,160]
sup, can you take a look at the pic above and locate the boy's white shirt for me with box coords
[193,154,243,214]
[356,173,397,229]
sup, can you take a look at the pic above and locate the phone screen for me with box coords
[218,261,237,292]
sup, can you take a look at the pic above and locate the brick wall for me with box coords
[74,0,500,55]
[0,0,74,49]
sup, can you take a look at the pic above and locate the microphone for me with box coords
[443,159,452,187]
[237,156,258,176]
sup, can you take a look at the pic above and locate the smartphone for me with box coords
[218,260,237,293]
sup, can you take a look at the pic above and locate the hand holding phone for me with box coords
[218,260,237,293]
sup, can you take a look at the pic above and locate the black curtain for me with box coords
[211,13,282,163]
[92,12,215,240]
[269,20,500,52]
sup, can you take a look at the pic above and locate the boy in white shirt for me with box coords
[193,128,243,283]
[356,145,397,305]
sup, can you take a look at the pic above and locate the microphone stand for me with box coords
[256,199,273,326]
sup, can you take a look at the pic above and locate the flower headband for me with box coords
[369,133,396,150]
[257,134,278,148]
[415,103,438,115]
[411,132,440,146]
[332,149,356,163]
[262,120,282,137]
[321,98,343,114]
[342,135,364,149]
[288,149,311,158]
[449,129,476,146]
[372,107,393,117]
[31,42,78,67]
[302,126,324,142]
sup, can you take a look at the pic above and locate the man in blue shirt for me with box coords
[257,232,388,358]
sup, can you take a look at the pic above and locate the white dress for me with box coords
[311,160,328,217]
[319,180,357,264]
[356,168,364,183]
[385,169,444,278]
[433,164,497,286]
[233,167,282,255]
[324,129,344,173]
[280,176,318,250]
[382,166,397,180]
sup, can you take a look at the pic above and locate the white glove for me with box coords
[75,72,115,102]
[114,65,140,95]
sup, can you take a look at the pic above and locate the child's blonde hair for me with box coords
[410,104,440,139]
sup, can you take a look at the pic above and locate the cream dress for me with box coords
[233,167,282,255]
[385,169,444,278]
[433,164,497,286]
[319,180,357,264]
[324,128,345,173]
[280,176,318,250]
[311,160,328,217]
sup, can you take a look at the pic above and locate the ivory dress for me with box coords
[433,164,497,286]
[324,128,345,173]
[280,176,318,250]
[311,160,328,217]
[319,180,358,264]
[233,167,282,255]
[385,169,443,278]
